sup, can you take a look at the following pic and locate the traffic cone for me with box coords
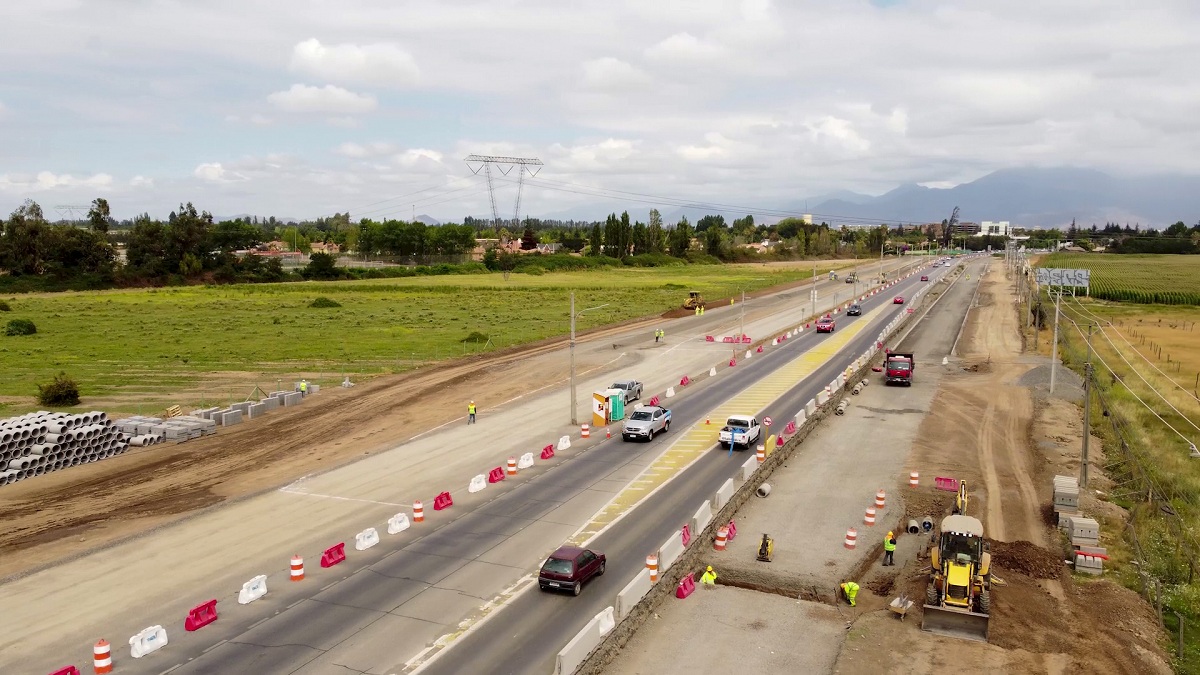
[706,416,710,425]
[606,427,611,439]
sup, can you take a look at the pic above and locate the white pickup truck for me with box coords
[718,415,762,450]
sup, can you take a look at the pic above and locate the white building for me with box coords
[979,221,1011,237]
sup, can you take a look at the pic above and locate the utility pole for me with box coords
[1050,289,1062,395]
[739,290,746,348]
[1082,323,1093,489]
[570,292,577,426]
[811,263,817,318]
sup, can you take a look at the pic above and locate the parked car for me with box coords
[608,380,643,404]
[622,405,671,441]
[846,304,862,316]
[718,415,762,449]
[539,546,606,596]
[921,275,929,281]
[816,317,836,333]
[894,296,905,304]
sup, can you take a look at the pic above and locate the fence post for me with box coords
[1174,609,1185,659]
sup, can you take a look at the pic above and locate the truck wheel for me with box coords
[926,584,939,606]
[976,590,990,614]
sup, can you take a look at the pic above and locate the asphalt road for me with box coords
[413,272,943,675]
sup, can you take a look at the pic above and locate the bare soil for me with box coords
[835,263,1172,675]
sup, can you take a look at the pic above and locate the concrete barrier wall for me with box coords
[658,531,686,572]
[573,288,928,675]
[616,569,653,620]
[556,606,615,675]
[713,478,735,510]
[691,500,713,535]
[806,399,817,416]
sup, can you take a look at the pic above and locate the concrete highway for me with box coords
[3,257,924,675]
[409,270,943,675]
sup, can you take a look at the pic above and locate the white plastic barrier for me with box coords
[129,625,168,658]
[238,574,268,605]
[740,455,757,481]
[355,527,380,551]
[666,386,676,398]
[806,399,817,416]
[816,390,830,406]
[616,569,653,619]
[555,606,617,675]
[558,435,571,451]
[709,367,717,377]
[468,474,487,493]
[795,410,806,427]
[658,530,686,571]
[713,478,735,510]
[518,452,535,469]
[388,512,411,535]
[745,350,752,359]
[691,499,713,535]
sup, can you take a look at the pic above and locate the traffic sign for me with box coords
[763,416,773,427]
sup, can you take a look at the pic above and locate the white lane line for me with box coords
[202,639,228,654]
[277,488,411,509]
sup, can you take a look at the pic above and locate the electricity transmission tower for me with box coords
[463,155,544,233]
[54,205,91,225]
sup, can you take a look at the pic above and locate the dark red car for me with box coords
[920,275,929,281]
[893,296,905,304]
[539,546,606,595]
[816,317,836,333]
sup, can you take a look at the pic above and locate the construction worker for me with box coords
[840,581,859,607]
[700,565,717,589]
[883,531,897,566]
[299,380,308,396]
[467,401,476,425]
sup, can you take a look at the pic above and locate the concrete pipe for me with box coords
[921,516,934,532]
[861,379,869,388]
[16,469,29,480]
[94,412,109,424]
[19,428,30,440]
[46,423,68,435]
[852,384,863,395]
[29,445,48,457]
[907,520,920,535]
[34,466,45,476]
[69,457,80,467]
[1,431,11,443]
[756,483,772,498]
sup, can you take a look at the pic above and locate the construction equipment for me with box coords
[756,533,774,562]
[953,480,969,514]
[683,291,706,310]
[884,351,915,386]
[921,514,991,642]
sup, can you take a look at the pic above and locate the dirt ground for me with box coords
[834,263,1172,675]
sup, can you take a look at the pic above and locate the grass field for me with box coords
[0,261,861,413]
[1037,252,1200,304]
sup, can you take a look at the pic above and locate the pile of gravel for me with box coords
[1018,362,1084,402]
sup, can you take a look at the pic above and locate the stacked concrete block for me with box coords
[220,410,243,426]
[283,392,303,406]
[0,411,131,488]
[190,407,222,421]
[247,402,267,419]
[230,402,253,415]
[1075,545,1107,575]
[1069,516,1100,547]
[259,397,280,412]
[1053,475,1081,528]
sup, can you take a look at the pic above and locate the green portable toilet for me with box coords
[606,389,625,422]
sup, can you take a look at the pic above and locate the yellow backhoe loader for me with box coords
[683,291,706,310]
[921,514,991,642]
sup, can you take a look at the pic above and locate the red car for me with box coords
[894,296,905,304]
[539,546,606,596]
[816,317,836,333]
[920,275,929,281]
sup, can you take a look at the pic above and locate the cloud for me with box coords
[0,171,113,192]
[645,33,725,61]
[267,84,377,114]
[335,141,398,158]
[130,175,154,188]
[290,38,420,87]
[225,113,274,126]
[580,57,651,91]
[193,162,249,183]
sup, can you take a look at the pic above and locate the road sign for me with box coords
[763,416,773,427]
[1034,268,1090,288]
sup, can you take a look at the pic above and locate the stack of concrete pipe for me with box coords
[0,411,132,487]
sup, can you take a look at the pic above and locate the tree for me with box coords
[303,252,342,280]
[1165,221,1190,237]
[704,225,724,257]
[520,227,539,250]
[648,209,665,254]
[87,198,112,234]
[669,217,692,257]
[695,214,726,233]
[0,200,48,275]
[589,223,603,256]
[632,222,649,254]
[776,217,803,241]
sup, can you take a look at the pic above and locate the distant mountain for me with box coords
[808,168,1200,228]
[415,214,441,226]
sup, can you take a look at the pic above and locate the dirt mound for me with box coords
[989,540,1064,579]
[903,487,954,520]
[962,361,992,373]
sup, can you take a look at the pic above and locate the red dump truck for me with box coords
[885,351,915,386]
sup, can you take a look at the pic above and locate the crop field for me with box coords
[1037,253,1200,305]
[0,262,859,413]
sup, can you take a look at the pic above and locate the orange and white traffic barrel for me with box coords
[413,500,425,523]
[507,457,518,476]
[714,527,728,551]
[909,471,919,488]
[290,555,305,582]
[93,639,113,674]
[844,528,858,549]
[864,508,876,526]
[646,554,658,582]
[875,490,886,509]
[581,424,590,438]
[756,445,766,463]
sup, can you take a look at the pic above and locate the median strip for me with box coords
[567,302,890,546]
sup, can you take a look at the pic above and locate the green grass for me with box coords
[0,263,850,410]
[1038,253,1200,305]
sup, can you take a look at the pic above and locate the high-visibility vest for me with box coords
[468,404,476,414]
[883,537,896,552]
[300,382,307,392]
[701,571,717,585]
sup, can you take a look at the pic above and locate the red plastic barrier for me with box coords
[48,667,80,675]
[805,323,810,328]
[675,573,696,599]
[320,542,346,568]
[681,523,691,547]
[434,491,454,510]
[184,599,219,631]
[679,375,690,386]
[487,466,505,483]
[935,477,960,492]
[726,520,738,541]
[784,420,796,434]
[722,336,734,343]
[648,395,660,406]
[741,336,752,344]
[541,444,555,460]
[729,358,736,367]
[776,436,784,447]
[756,345,763,353]
[705,335,715,342]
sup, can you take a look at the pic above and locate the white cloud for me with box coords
[225,113,274,126]
[335,141,398,158]
[645,33,724,61]
[580,57,651,91]
[130,175,154,188]
[290,38,420,87]
[193,162,250,183]
[267,84,377,114]
[0,171,113,191]
[394,148,445,168]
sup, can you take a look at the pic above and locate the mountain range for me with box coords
[529,168,1200,229]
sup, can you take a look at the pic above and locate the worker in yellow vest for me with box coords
[840,581,859,607]
[883,531,896,566]
[467,401,476,425]
[700,565,717,589]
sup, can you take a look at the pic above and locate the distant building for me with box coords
[979,221,1011,237]
[310,242,341,254]
[952,221,981,236]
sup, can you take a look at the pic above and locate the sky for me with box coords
[2,0,1199,223]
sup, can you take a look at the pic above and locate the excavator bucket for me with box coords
[920,605,989,642]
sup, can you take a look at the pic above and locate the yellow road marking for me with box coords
[568,303,890,545]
